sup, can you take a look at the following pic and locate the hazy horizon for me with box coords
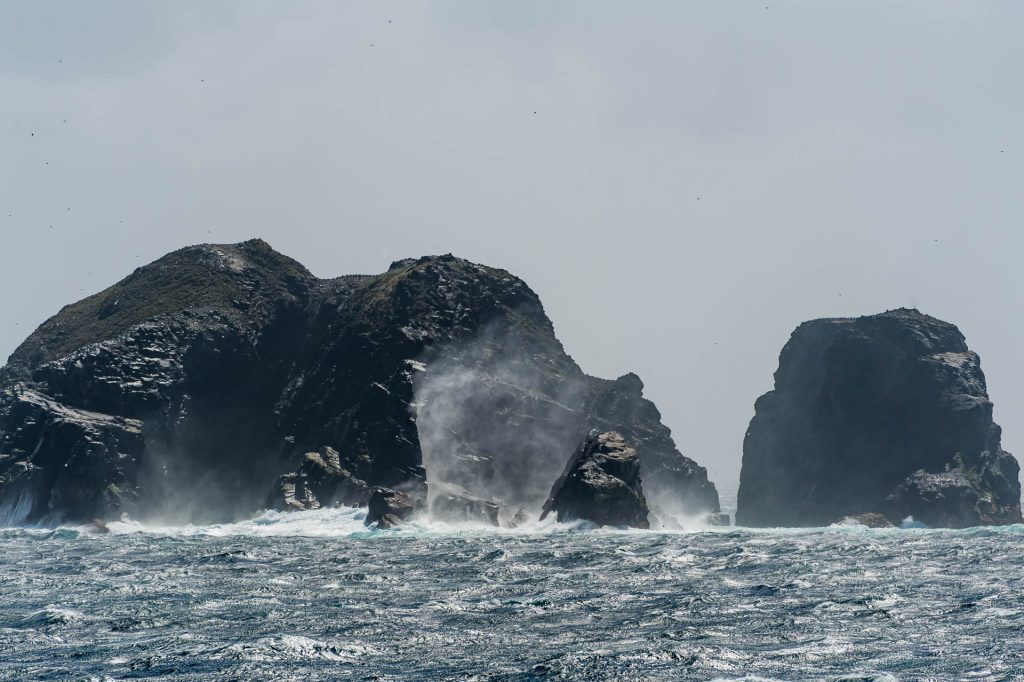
[3,1,1022,492]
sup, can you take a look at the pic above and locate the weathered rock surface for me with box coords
[582,373,720,519]
[365,487,415,529]
[0,239,720,524]
[737,308,1021,528]
[0,385,145,525]
[541,431,650,528]
[268,446,369,511]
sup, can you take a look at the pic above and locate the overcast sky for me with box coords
[2,1,1022,499]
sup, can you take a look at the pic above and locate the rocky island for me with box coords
[737,308,1021,528]
[0,239,719,527]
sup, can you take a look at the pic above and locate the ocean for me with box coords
[1,506,1022,681]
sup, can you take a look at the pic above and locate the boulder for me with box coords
[737,308,1021,528]
[540,431,650,528]
[267,446,369,511]
[365,487,415,528]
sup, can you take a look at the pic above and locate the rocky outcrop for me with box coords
[737,308,1021,528]
[268,446,369,511]
[582,373,720,519]
[0,385,145,525]
[0,239,720,525]
[413,364,719,524]
[365,487,415,529]
[540,431,650,528]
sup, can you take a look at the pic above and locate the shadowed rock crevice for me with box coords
[737,308,1021,528]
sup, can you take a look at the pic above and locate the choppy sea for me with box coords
[1,505,1023,681]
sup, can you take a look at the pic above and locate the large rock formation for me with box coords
[540,431,650,528]
[737,308,1021,528]
[0,239,719,525]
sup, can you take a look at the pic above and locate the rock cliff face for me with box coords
[541,431,650,528]
[737,308,1021,528]
[0,239,719,525]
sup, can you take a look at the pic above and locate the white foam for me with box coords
[18,605,84,628]
[105,507,372,537]
[2,502,748,539]
[223,634,378,662]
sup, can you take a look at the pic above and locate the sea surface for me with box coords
[1,508,1023,682]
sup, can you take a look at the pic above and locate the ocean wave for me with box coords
[3,510,1024,541]
[219,634,380,662]
[1,516,1022,679]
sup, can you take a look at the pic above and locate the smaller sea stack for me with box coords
[541,431,650,528]
[737,308,1021,528]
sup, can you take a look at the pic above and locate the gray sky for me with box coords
[2,1,1022,498]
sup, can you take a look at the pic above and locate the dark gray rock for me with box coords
[541,431,650,528]
[414,361,719,523]
[583,373,720,518]
[267,446,369,511]
[0,240,720,525]
[365,487,415,528]
[884,468,1013,528]
[737,308,1021,528]
[0,385,144,525]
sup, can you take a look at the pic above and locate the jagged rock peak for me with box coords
[737,308,1020,528]
[614,372,644,395]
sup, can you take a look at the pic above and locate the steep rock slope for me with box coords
[0,240,719,525]
[737,309,1020,528]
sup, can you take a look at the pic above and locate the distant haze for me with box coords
[2,2,1022,496]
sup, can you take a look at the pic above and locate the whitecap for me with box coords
[223,634,379,662]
